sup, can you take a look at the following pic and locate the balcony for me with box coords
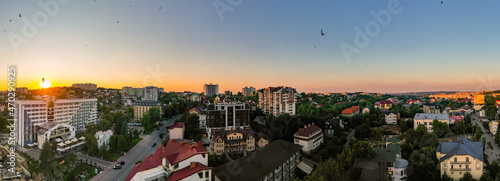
[450,161,471,164]
[450,168,471,171]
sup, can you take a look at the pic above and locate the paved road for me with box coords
[92,115,181,181]
[76,152,114,169]
[344,129,356,147]
[472,113,500,163]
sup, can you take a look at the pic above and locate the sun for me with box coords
[39,79,52,88]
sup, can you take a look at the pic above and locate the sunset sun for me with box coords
[39,79,52,88]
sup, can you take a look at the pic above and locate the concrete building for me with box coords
[294,124,323,153]
[242,86,256,96]
[72,83,97,91]
[490,121,499,136]
[122,87,144,97]
[125,139,212,181]
[143,86,159,101]
[436,137,484,180]
[213,140,302,181]
[257,86,296,116]
[385,112,398,125]
[423,104,442,114]
[133,100,162,121]
[205,102,250,131]
[210,127,255,155]
[204,83,219,97]
[36,121,76,149]
[95,130,113,149]
[14,97,98,147]
[255,132,269,148]
[413,113,450,132]
[324,117,343,137]
[15,87,28,94]
[168,123,185,140]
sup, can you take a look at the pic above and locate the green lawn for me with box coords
[101,151,123,162]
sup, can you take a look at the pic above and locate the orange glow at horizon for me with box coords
[39,79,52,88]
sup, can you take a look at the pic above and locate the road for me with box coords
[91,115,181,181]
[344,129,356,147]
[77,152,113,169]
[472,113,500,163]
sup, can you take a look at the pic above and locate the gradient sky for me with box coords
[1,0,499,93]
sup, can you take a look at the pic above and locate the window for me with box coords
[466,157,469,163]
[444,164,446,168]
[454,157,457,163]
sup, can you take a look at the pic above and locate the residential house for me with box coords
[95,130,113,149]
[213,140,302,181]
[210,127,255,155]
[125,140,212,181]
[436,137,484,180]
[294,124,323,153]
[413,114,450,132]
[423,104,441,114]
[168,123,185,140]
[362,107,370,114]
[371,142,408,181]
[324,117,343,137]
[255,132,270,148]
[385,112,398,125]
[342,106,360,116]
[490,121,499,136]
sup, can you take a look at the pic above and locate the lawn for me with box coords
[101,151,123,162]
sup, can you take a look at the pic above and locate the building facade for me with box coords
[385,112,398,125]
[242,86,256,96]
[210,127,255,155]
[168,123,185,140]
[436,137,484,180]
[257,86,296,116]
[133,100,162,121]
[206,103,250,130]
[490,121,499,135]
[413,113,450,132]
[204,83,219,97]
[122,87,144,97]
[143,86,159,101]
[294,124,323,153]
[213,140,302,181]
[72,83,97,91]
[14,98,98,147]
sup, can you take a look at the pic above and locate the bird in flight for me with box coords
[159,6,162,11]
[19,14,21,18]
[117,21,119,23]
[9,20,12,22]
[321,29,326,36]
[441,1,443,4]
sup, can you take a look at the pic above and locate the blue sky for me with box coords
[1,0,499,93]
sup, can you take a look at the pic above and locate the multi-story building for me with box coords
[122,87,144,97]
[72,83,97,91]
[206,102,250,131]
[324,117,343,137]
[423,104,442,114]
[14,97,97,147]
[372,140,408,181]
[125,139,212,181]
[242,86,256,96]
[213,140,302,181]
[95,130,113,149]
[204,83,219,97]
[133,100,162,121]
[385,112,398,125]
[255,132,269,148]
[257,86,296,116]
[414,113,450,132]
[375,100,392,109]
[15,87,28,94]
[490,121,499,135]
[210,127,255,155]
[168,123,185,140]
[294,124,323,153]
[436,137,484,180]
[143,86,159,101]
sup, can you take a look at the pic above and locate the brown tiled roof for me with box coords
[296,125,322,137]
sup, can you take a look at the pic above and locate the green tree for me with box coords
[355,124,370,140]
[117,135,128,151]
[39,141,54,169]
[432,119,450,138]
[462,172,474,181]
[440,172,452,181]
[159,132,164,139]
[351,141,375,158]
[98,118,112,131]
[454,121,467,135]
[475,126,483,141]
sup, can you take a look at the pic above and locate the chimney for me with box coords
[190,162,197,168]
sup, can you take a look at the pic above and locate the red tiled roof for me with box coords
[166,162,211,181]
[342,108,353,114]
[124,140,207,181]
[168,123,185,130]
[296,125,322,137]
[351,106,360,111]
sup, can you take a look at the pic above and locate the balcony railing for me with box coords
[450,161,471,164]
[450,168,471,171]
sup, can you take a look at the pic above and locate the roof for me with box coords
[255,132,270,141]
[436,137,483,163]
[213,140,302,181]
[386,138,400,143]
[414,113,449,120]
[395,158,408,168]
[125,140,207,181]
[167,162,211,181]
[211,127,255,142]
[168,123,185,130]
[373,144,400,163]
[296,124,322,137]
[342,108,353,114]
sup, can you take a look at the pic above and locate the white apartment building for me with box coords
[385,112,398,125]
[413,113,450,132]
[294,124,323,153]
[258,86,296,116]
[204,83,219,97]
[95,130,113,149]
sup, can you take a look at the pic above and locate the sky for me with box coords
[1,0,499,93]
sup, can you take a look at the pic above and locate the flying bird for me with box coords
[19,14,21,18]
[117,21,119,23]
[159,6,162,11]
[314,46,316,48]
[321,29,326,36]
[441,1,443,4]
[9,20,12,22]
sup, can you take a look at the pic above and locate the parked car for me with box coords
[117,161,125,165]
[113,164,122,169]
[1,142,6,146]
[152,143,157,147]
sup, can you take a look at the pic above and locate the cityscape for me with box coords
[2,1,500,181]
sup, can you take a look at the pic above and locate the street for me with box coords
[91,115,181,181]
[472,113,500,163]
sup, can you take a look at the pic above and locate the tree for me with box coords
[98,118,112,131]
[39,141,54,169]
[462,172,474,181]
[159,132,164,140]
[355,124,370,140]
[351,141,375,159]
[454,121,467,135]
[117,135,128,151]
[440,172,452,181]
[432,119,450,138]
[408,146,438,180]
[475,126,483,141]
[109,135,118,150]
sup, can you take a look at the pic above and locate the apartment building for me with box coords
[294,124,323,153]
[210,127,255,155]
[385,112,398,125]
[205,102,250,130]
[143,86,160,101]
[436,137,484,180]
[168,123,185,140]
[72,83,97,91]
[242,86,256,96]
[257,86,296,116]
[133,100,162,121]
[125,139,212,181]
[423,104,442,114]
[490,121,499,136]
[213,140,302,181]
[413,113,450,132]
[204,83,219,97]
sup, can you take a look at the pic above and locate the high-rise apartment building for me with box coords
[204,83,219,97]
[258,86,296,116]
[206,102,250,129]
[143,86,159,101]
[242,86,256,96]
[72,83,97,91]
